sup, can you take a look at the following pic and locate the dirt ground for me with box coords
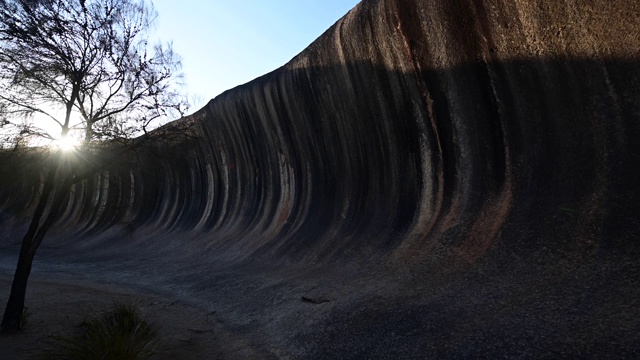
[0,275,248,360]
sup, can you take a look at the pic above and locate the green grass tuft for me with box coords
[45,300,158,360]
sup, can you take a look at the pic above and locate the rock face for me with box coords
[1,0,640,357]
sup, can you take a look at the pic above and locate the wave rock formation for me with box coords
[2,0,639,357]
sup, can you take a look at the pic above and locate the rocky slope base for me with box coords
[1,0,639,357]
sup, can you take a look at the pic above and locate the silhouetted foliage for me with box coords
[0,0,192,332]
[0,0,189,147]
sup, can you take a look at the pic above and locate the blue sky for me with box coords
[151,1,361,109]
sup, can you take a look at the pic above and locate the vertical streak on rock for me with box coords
[454,0,513,263]
[390,0,445,258]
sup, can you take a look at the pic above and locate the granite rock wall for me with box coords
[1,0,639,356]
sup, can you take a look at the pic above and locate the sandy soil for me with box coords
[0,275,240,360]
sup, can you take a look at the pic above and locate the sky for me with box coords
[2,1,360,147]
[151,1,361,110]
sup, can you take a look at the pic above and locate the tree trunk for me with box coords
[0,244,36,332]
[1,153,72,332]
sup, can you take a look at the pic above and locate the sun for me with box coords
[53,135,81,152]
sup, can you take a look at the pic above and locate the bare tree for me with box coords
[0,0,191,332]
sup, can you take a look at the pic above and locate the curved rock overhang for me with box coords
[1,0,639,357]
